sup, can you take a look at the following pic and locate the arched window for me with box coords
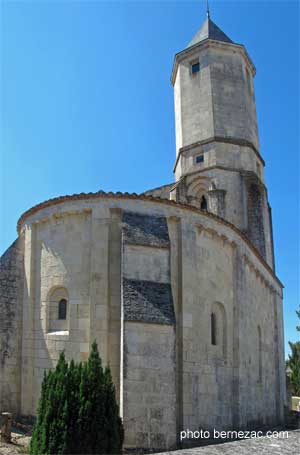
[211,312,217,345]
[48,287,69,333]
[200,196,207,211]
[58,299,67,320]
[210,303,227,358]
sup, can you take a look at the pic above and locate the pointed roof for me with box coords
[187,17,233,48]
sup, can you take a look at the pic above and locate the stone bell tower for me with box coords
[170,12,275,268]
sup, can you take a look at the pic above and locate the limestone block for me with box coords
[80,343,89,353]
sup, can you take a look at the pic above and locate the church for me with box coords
[0,11,286,451]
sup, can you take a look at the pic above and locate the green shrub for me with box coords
[30,341,123,454]
[287,306,300,397]
[287,341,300,397]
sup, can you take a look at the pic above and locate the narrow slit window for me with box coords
[200,196,207,211]
[58,299,67,320]
[211,313,217,345]
[258,326,262,383]
[191,62,200,74]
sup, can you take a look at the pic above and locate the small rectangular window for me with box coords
[191,62,200,74]
[196,154,204,164]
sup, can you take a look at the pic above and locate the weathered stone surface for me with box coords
[245,178,266,258]
[0,239,24,415]
[122,322,177,451]
[142,183,173,199]
[123,278,175,325]
[123,212,170,248]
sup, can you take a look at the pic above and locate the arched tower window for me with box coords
[58,299,67,320]
[211,312,217,345]
[200,196,207,211]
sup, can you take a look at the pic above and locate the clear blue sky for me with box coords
[0,1,299,356]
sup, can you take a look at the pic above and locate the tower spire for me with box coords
[206,0,210,19]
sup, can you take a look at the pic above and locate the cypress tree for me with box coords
[65,359,81,454]
[78,341,106,454]
[30,352,69,455]
[103,366,124,454]
[30,342,124,454]
[30,369,51,455]
[287,341,300,396]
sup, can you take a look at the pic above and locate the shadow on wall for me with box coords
[0,238,24,414]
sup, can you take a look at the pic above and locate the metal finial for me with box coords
[206,0,210,18]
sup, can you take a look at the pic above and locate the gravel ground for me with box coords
[155,430,300,455]
[1,430,299,454]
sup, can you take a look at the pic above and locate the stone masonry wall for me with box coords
[20,206,123,415]
[121,211,177,450]
[123,323,177,451]
[0,238,24,414]
[14,196,284,449]
[178,220,235,432]
[246,181,266,259]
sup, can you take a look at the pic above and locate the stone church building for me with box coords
[0,13,286,451]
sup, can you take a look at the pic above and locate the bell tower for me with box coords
[170,12,275,268]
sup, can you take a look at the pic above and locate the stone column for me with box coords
[208,189,226,218]
[89,209,110,364]
[21,225,36,415]
[274,291,286,423]
[167,215,183,445]
[108,208,123,404]
[231,243,242,429]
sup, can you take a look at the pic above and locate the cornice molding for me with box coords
[171,39,256,86]
[173,136,264,173]
[243,254,282,298]
[16,190,282,290]
[197,223,282,297]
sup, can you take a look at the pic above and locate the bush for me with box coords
[287,341,300,396]
[287,306,300,397]
[30,341,124,455]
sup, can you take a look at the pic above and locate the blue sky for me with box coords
[0,0,299,355]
